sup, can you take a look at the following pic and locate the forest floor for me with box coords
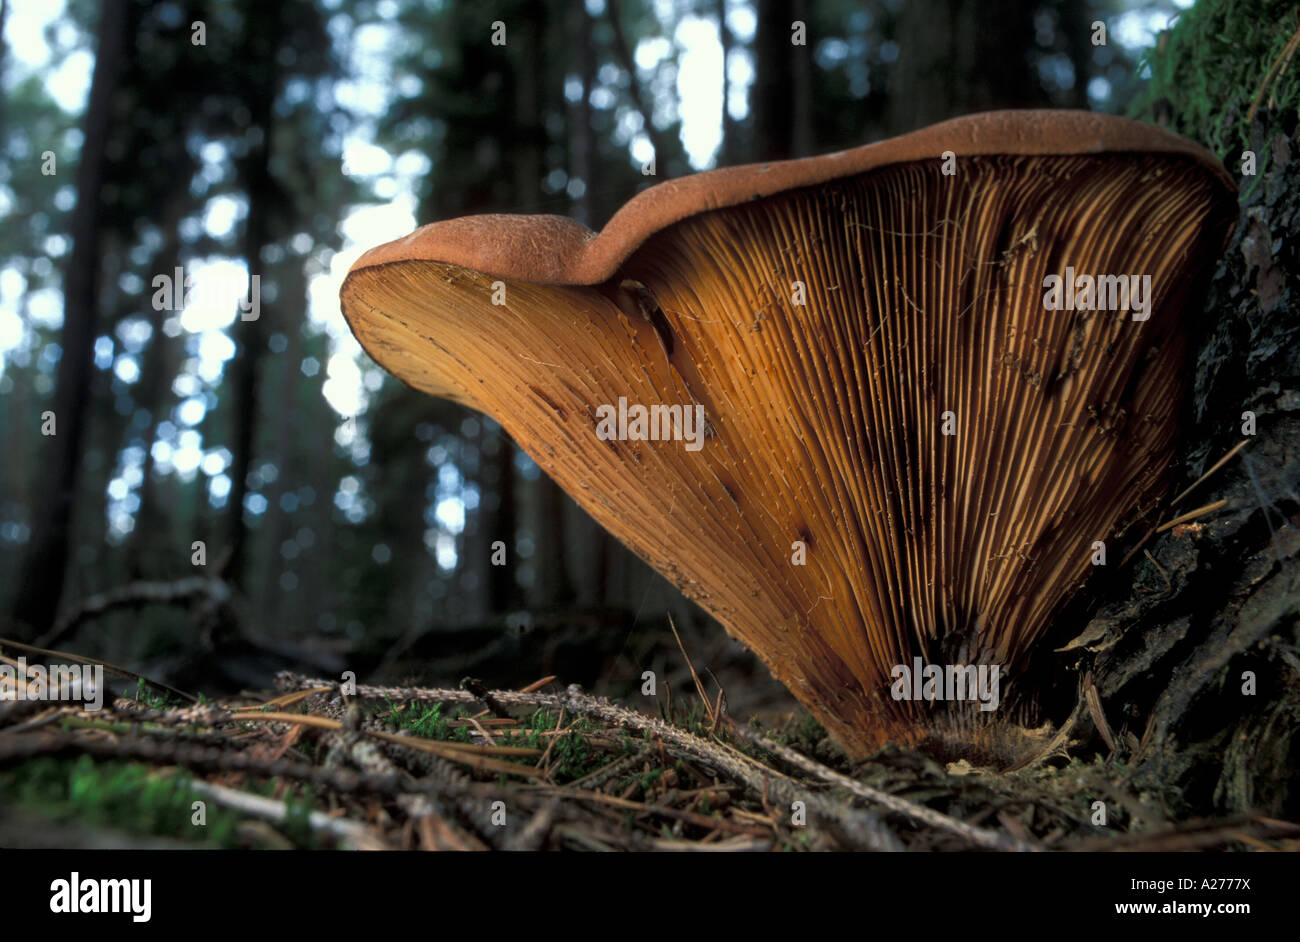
[3,658,1298,851]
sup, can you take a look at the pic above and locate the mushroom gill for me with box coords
[340,111,1238,759]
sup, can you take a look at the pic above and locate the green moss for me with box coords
[1132,0,1300,168]
[382,702,609,782]
[0,756,240,847]
[134,677,181,710]
[0,756,333,849]
[382,698,472,743]
[499,708,606,782]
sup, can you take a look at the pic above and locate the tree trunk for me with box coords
[750,0,814,159]
[885,0,1049,134]
[1055,0,1094,109]
[225,3,284,591]
[126,186,188,579]
[12,0,128,637]
[751,0,796,161]
[0,0,9,142]
[482,420,520,615]
[258,262,305,636]
[569,1,598,225]
[790,0,813,158]
[716,0,736,167]
[1079,105,1300,819]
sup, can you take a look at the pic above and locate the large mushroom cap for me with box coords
[341,110,1237,757]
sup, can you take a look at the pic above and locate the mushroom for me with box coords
[340,110,1237,759]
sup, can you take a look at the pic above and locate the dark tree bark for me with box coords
[257,262,306,634]
[298,388,338,634]
[225,2,284,591]
[750,0,814,160]
[1081,108,1300,819]
[0,0,9,142]
[751,0,797,161]
[513,3,544,213]
[716,0,737,167]
[1054,0,1095,109]
[569,1,598,225]
[11,0,128,636]
[790,0,814,157]
[126,186,188,579]
[481,420,520,614]
[885,0,1050,134]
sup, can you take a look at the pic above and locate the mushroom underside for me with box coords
[343,151,1235,758]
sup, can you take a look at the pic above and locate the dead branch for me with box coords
[34,575,232,650]
[274,673,1045,851]
[721,717,1040,852]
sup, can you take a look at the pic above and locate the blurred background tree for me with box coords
[0,0,1203,707]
